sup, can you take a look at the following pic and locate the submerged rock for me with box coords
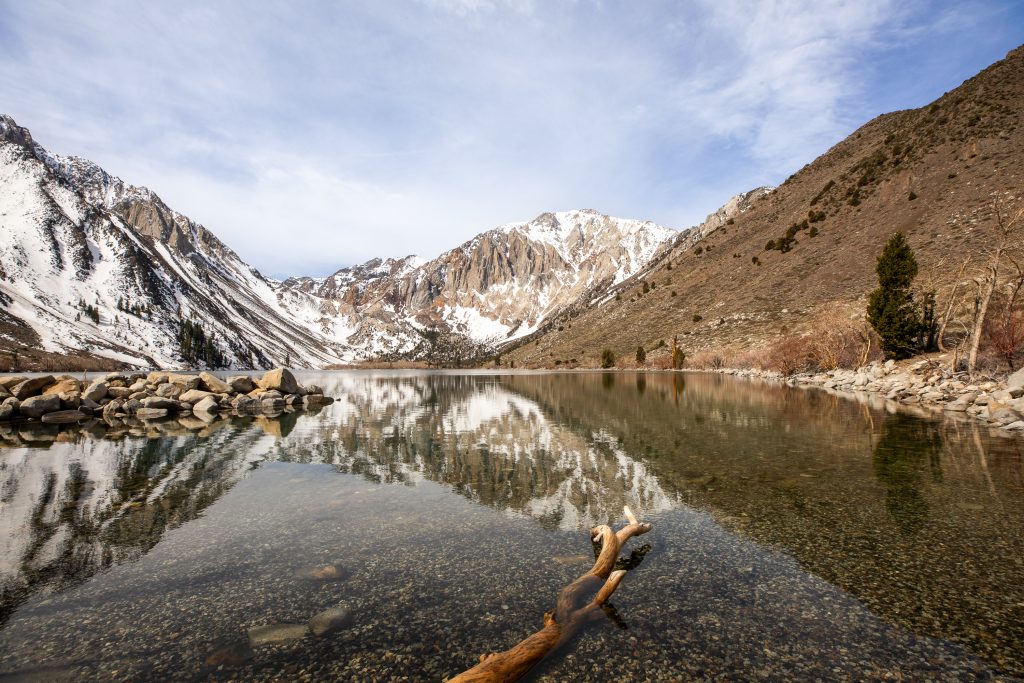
[309,606,352,637]
[247,623,308,645]
[295,562,348,581]
[204,640,255,667]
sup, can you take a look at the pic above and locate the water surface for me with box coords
[1,371,1022,681]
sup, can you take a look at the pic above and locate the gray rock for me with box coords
[234,395,260,412]
[179,389,215,404]
[122,399,144,415]
[129,379,148,393]
[1003,420,1024,431]
[59,392,81,410]
[308,606,352,637]
[228,376,255,393]
[11,376,55,400]
[262,397,286,411]
[199,372,232,394]
[944,401,970,412]
[41,410,87,424]
[991,407,1023,424]
[155,383,183,398]
[141,396,182,410]
[259,368,299,394]
[107,386,133,399]
[82,381,109,402]
[0,403,12,420]
[103,398,125,417]
[0,375,27,390]
[135,407,169,420]
[20,394,61,418]
[303,394,334,407]
[193,396,220,414]
[1007,367,1024,389]
[248,623,308,646]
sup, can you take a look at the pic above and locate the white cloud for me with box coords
[0,0,1013,275]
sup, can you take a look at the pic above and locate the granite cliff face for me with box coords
[287,210,677,352]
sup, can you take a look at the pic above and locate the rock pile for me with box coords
[721,358,1024,432]
[0,368,333,424]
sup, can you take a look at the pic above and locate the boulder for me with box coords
[193,396,220,414]
[228,376,255,393]
[128,379,148,393]
[248,624,308,646]
[142,397,182,410]
[167,374,201,390]
[122,399,144,415]
[11,376,55,400]
[156,383,183,399]
[179,389,215,404]
[135,407,169,420]
[128,391,149,401]
[234,395,260,412]
[107,386,133,399]
[303,394,334,407]
[20,394,61,418]
[308,606,352,637]
[304,384,323,395]
[82,381,108,402]
[0,376,26,391]
[0,403,12,420]
[262,397,286,412]
[43,378,82,396]
[102,398,124,418]
[0,384,9,400]
[1007,367,1024,389]
[199,372,232,394]
[59,392,82,410]
[41,410,87,424]
[259,368,299,394]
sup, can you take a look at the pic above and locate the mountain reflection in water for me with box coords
[1,371,1022,678]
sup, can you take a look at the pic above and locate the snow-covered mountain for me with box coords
[0,115,348,368]
[0,115,678,368]
[286,210,677,354]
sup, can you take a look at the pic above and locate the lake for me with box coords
[1,371,1022,681]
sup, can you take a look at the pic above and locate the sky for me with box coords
[1,1,1022,278]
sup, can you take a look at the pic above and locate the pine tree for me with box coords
[635,345,646,363]
[867,233,923,359]
[601,349,616,368]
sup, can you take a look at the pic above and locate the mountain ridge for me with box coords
[0,117,683,369]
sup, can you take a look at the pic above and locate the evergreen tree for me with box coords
[601,349,616,368]
[635,345,646,363]
[867,233,923,359]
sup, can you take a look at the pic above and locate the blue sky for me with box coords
[1,1,1021,277]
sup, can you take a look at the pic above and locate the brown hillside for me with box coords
[507,45,1024,368]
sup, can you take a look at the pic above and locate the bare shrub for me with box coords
[762,335,814,375]
[983,290,1024,370]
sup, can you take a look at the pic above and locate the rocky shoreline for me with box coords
[716,357,1024,432]
[0,367,333,425]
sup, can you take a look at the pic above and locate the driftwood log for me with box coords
[449,506,652,682]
